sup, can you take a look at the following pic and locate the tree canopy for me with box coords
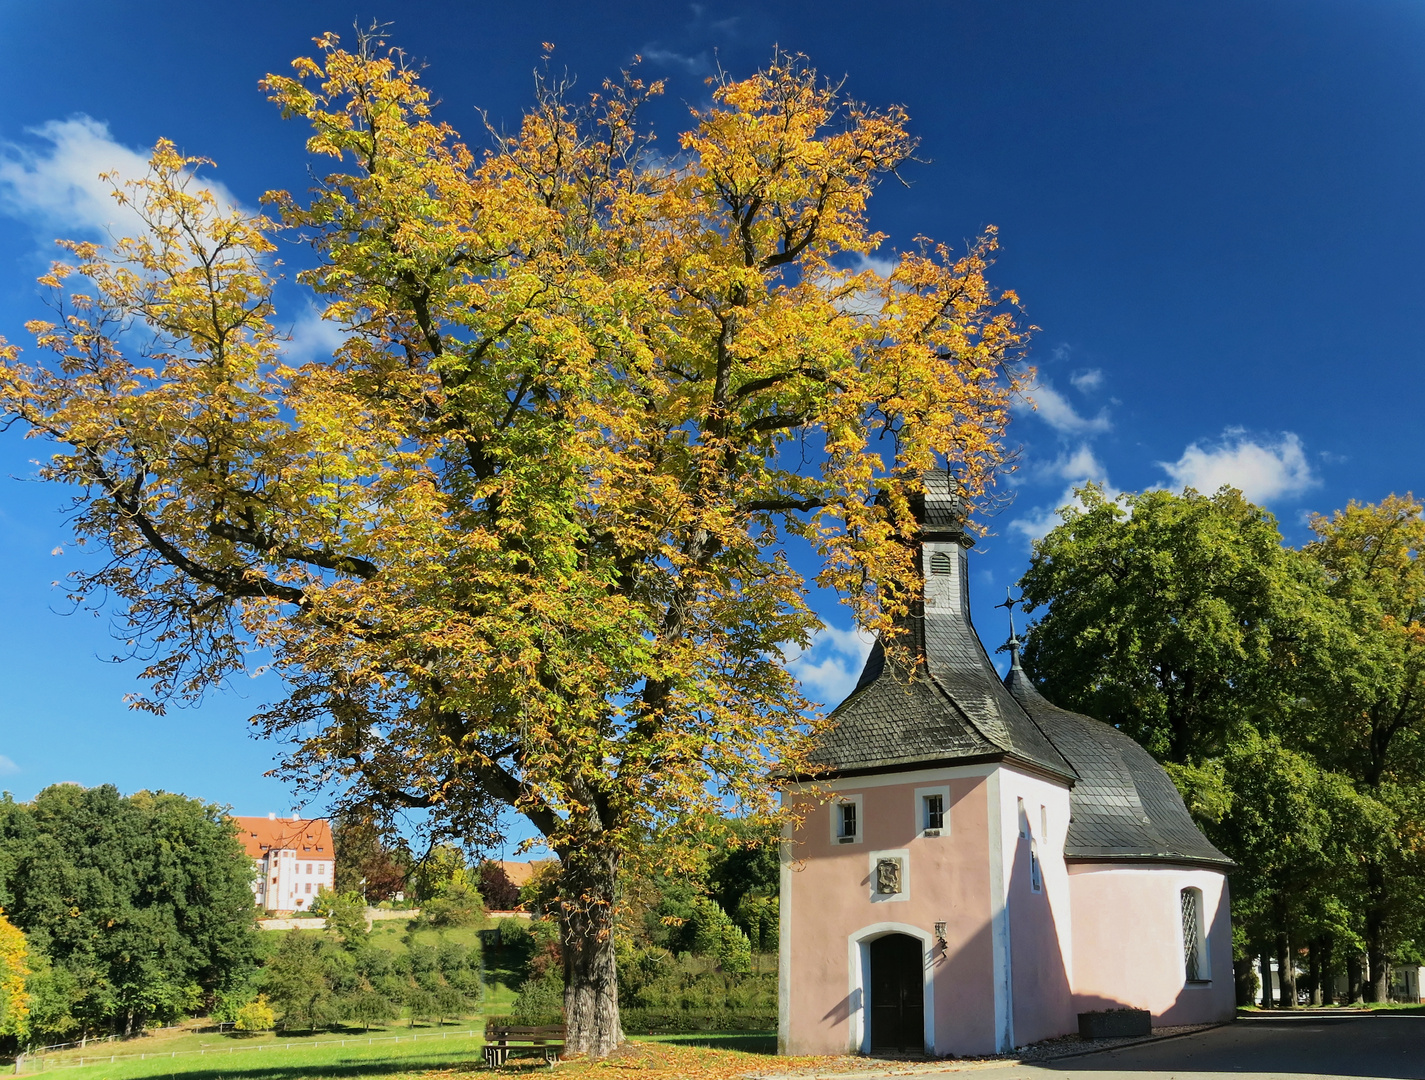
[0,785,258,1037]
[0,32,1031,1054]
[1021,484,1425,1006]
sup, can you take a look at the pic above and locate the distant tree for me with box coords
[342,989,396,1031]
[332,814,409,902]
[413,881,484,929]
[433,986,467,1025]
[690,899,752,973]
[477,862,521,911]
[18,950,79,1043]
[1301,495,1425,1001]
[405,988,436,1028]
[321,892,370,948]
[410,845,473,904]
[0,785,258,1035]
[1020,484,1304,762]
[263,932,335,1031]
[706,818,780,921]
[0,912,28,1045]
[734,895,779,954]
[233,994,276,1032]
[518,863,561,919]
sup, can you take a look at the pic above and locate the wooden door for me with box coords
[869,934,924,1052]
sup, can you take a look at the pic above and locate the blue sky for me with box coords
[1,1,1422,838]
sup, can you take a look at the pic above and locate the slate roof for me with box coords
[1003,655,1234,868]
[807,470,1075,782]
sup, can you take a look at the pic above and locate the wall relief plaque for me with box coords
[875,857,903,895]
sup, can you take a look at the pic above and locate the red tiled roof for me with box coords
[496,859,554,887]
[231,816,334,861]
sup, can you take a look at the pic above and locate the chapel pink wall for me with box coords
[783,775,999,1057]
[999,772,1076,1046]
[1066,864,1235,1024]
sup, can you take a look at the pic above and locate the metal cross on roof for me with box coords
[995,588,1024,663]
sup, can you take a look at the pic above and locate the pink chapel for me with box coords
[778,470,1236,1057]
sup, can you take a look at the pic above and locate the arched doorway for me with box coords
[869,933,925,1052]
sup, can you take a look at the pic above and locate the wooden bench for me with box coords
[483,1022,565,1067]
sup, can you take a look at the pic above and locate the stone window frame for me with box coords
[913,784,951,839]
[831,793,864,846]
[1180,886,1212,985]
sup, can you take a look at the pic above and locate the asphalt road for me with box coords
[943,1015,1425,1080]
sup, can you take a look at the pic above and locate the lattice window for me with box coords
[1182,888,1203,981]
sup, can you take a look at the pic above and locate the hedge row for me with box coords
[619,1010,776,1034]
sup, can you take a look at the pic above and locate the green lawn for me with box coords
[16,1031,782,1080]
[18,1025,489,1079]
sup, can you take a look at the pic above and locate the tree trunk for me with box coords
[1347,951,1364,1004]
[1260,947,1274,1008]
[1364,861,1389,1004]
[559,845,623,1058]
[1233,955,1257,1007]
[1276,932,1297,1008]
[1320,937,1335,1005]
[1307,939,1321,1005]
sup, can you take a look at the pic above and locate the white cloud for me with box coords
[283,303,348,366]
[1158,429,1318,504]
[786,622,875,708]
[639,47,712,74]
[847,252,899,279]
[1012,444,1113,542]
[1023,381,1112,436]
[1070,368,1104,393]
[0,115,241,243]
[0,755,18,776]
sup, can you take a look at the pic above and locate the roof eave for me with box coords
[1064,851,1238,872]
[780,749,1076,787]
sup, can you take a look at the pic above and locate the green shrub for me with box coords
[233,994,276,1032]
[734,895,778,952]
[512,970,564,1025]
[619,1009,776,1034]
[690,899,751,973]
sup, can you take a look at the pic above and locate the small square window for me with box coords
[839,802,858,842]
[830,794,863,845]
[923,794,944,831]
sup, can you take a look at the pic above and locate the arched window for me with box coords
[929,551,954,575]
[1181,887,1210,982]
